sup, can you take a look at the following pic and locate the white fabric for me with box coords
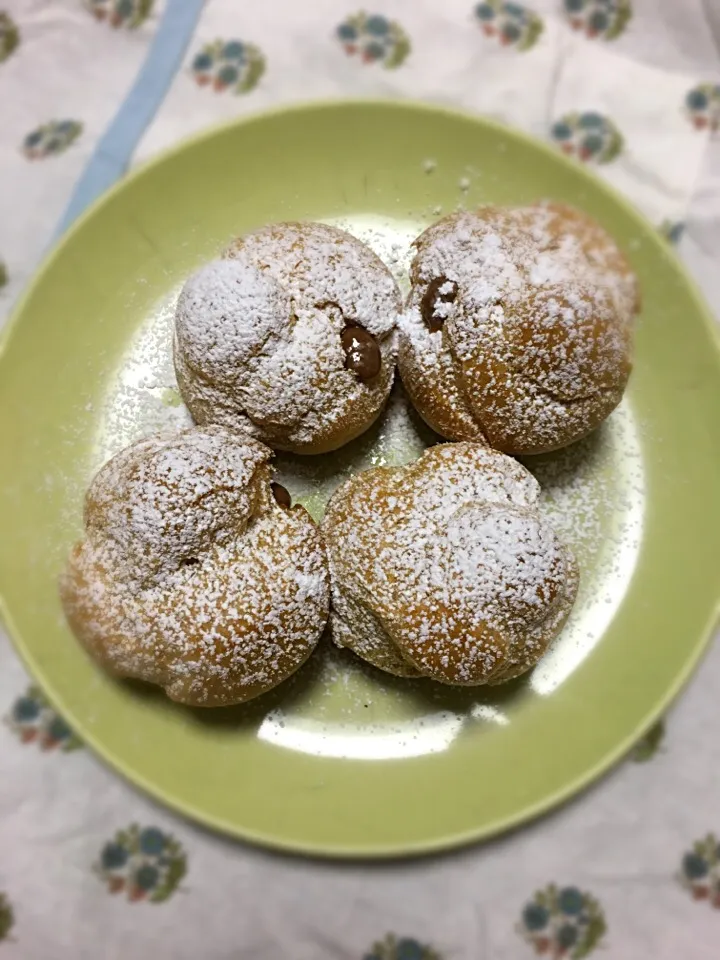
[2,1,720,957]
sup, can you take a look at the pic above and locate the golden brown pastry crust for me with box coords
[398,203,638,455]
[322,443,579,685]
[174,222,401,455]
[60,426,329,706]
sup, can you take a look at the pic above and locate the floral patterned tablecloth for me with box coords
[2,2,720,957]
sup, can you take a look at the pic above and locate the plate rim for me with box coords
[4,97,720,358]
[3,595,720,860]
[3,99,720,859]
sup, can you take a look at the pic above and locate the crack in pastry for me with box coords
[322,442,578,686]
[174,222,401,454]
[399,203,638,455]
[60,425,330,707]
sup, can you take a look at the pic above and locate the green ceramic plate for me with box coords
[2,101,720,858]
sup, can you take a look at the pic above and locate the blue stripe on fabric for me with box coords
[54,0,204,239]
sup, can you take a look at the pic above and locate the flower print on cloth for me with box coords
[96,825,187,903]
[190,39,265,94]
[0,893,14,943]
[473,2,544,51]
[659,221,685,245]
[336,13,411,68]
[518,885,607,958]
[22,120,83,159]
[678,834,720,907]
[6,685,81,751]
[0,11,19,63]
[563,0,632,40]
[685,84,720,132]
[550,112,623,164]
[84,0,154,29]
[632,718,665,761]
[364,935,442,960]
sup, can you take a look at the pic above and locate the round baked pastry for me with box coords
[59,426,329,707]
[322,443,579,685]
[399,203,639,455]
[174,221,401,455]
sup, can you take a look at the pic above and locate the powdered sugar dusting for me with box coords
[527,401,645,693]
[323,444,579,686]
[173,222,401,453]
[175,258,289,378]
[83,211,644,752]
[399,203,638,454]
[61,425,329,707]
[93,294,191,469]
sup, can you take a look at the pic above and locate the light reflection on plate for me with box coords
[257,702,511,761]
[528,404,645,695]
[257,710,465,760]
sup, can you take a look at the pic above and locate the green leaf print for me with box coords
[518,15,544,52]
[385,30,411,69]
[134,0,154,27]
[605,1,632,41]
[149,835,187,903]
[632,718,665,762]
[238,46,266,93]
[0,893,14,942]
[0,11,19,63]
[575,908,607,958]
[600,128,624,163]
[365,934,443,960]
